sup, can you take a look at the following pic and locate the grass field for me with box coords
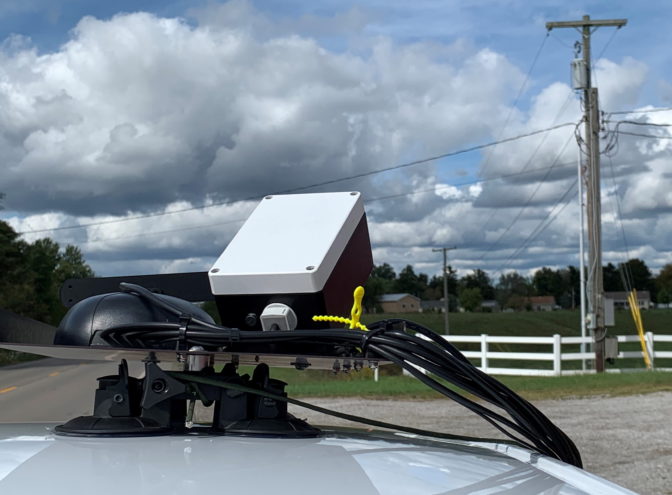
[362,308,672,336]
[362,309,672,370]
[271,368,672,400]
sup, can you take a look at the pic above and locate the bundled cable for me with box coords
[96,283,582,467]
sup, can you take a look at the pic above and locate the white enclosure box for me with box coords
[209,192,373,329]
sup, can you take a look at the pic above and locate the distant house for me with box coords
[480,300,501,312]
[605,291,652,310]
[421,299,443,313]
[379,293,422,313]
[527,296,556,312]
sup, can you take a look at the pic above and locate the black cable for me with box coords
[95,285,582,467]
[169,371,519,447]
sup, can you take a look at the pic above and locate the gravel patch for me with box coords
[289,391,672,495]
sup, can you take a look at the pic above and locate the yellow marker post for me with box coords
[628,289,652,369]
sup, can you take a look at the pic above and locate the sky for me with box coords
[1,0,672,281]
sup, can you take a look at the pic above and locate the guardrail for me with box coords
[390,332,672,379]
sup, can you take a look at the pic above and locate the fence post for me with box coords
[553,334,562,376]
[480,334,488,373]
[645,331,655,370]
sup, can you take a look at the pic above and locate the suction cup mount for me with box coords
[56,357,320,438]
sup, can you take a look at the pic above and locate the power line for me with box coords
[478,88,577,234]
[617,131,672,140]
[364,161,577,204]
[480,32,549,177]
[67,161,580,248]
[17,121,578,236]
[607,107,672,115]
[605,120,672,128]
[477,129,576,261]
[491,178,579,277]
[605,155,634,292]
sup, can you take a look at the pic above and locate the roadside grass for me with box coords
[0,349,43,367]
[272,367,672,401]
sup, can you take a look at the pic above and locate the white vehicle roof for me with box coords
[0,424,636,495]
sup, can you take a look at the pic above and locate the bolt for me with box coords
[113,394,124,403]
[265,195,273,200]
[244,313,257,327]
[306,265,315,271]
[350,192,358,196]
[211,268,220,273]
[151,379,167,393]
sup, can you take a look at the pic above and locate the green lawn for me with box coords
[361,309,672,370]
[362,309,672,336]
[270,367,672,400]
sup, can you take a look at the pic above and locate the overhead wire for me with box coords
[616,131,672,140]
[478,91,577,234]
[605,155,634,292]
[607,107,672,115]
[479,32,549,178]
[477,127,577,262]
[27,160,581,248]
[17,122,578,236]
[491,177,579,278]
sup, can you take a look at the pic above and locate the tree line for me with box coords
[364,258,670,312]
[0,220,94,325]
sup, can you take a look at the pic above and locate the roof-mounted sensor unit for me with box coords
[208,192,373,329]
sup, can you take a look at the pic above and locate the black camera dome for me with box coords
[55,291,214,347]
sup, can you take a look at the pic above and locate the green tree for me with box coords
[0,220,95,324]
[395,265,425,297]
[371,263,396,281]
[458,287,482,312]
[496,271,532,310]
[656,263,672,304]
[532,267,564,300]
[559,265,581,309]
[622,258,653,292]
[603,263,622,292]
[363,276,386,313]
[459,269,494,300]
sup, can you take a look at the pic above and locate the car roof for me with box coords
[0,424,635,495]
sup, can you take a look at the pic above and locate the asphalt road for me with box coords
[0,358,144,422]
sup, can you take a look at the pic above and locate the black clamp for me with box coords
[360,327,387,357]
[177,314,192,351]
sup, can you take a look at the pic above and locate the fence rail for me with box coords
[395,332,672,377]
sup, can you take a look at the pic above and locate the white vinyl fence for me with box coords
[386,332,672,379]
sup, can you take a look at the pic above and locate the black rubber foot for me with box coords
[217,415,321,438]
[55,416,171,436]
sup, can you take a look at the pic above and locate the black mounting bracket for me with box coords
[55,359,320,438]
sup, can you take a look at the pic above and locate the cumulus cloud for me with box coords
[1,2,669,278]
[0,8,524,219]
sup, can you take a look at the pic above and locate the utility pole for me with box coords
[432,246,457,334]
[546,15,626,372]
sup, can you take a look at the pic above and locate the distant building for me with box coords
[527,296,556,312]
[605,291,652,310]
[480,300,501,312]
[421,299,443,313]
[379,293,422,313]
